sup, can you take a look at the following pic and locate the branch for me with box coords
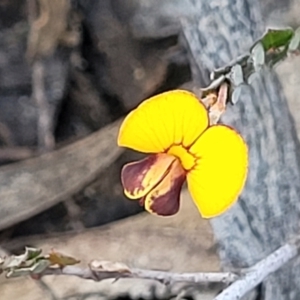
[42,265,238,285]
[214,241,299,300]
[0,248,237,285]
[200,27,300,98]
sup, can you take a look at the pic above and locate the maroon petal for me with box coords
[144,160,186,216]
[121,153,176,199]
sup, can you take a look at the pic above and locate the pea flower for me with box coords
[118,90,248,218]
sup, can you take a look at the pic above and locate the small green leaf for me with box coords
[260,28,294,51]
[6,260,50,278]
[24,247,42,261]
[229,64,244,86]
[0,247,42,269]
[31,259,51,274]
[289,27,300,52]
[251,42,265,72]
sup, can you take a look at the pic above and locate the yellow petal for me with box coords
[121,153,176,199]
[167,144,196,171]
[143,160,186,216]
[118,90,209,153]
[187,125,248,218]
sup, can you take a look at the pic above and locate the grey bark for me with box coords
[180,0,300,299]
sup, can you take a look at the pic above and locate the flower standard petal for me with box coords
[121,153,176,199]
[143,160,186,216]
[118,90,209,153]
[187,125,248,218]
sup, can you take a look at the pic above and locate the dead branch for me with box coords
[42,265,238,285]
[0,120,122,231]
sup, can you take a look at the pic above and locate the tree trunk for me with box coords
[182,0,300,299]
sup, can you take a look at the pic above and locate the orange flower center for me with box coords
[167,144,196,171]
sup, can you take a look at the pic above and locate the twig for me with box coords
[214,242,298,300]
[42,266,238,285]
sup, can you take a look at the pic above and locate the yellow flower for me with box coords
[118,90,248,218]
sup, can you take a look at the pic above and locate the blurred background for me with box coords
[0,0,299,299]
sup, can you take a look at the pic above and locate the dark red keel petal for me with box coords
[121,153,176,200]
[144,160,186,216]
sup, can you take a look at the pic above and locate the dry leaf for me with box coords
[48,250,80,267]
[89,260,131,274]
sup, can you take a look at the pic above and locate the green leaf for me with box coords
[288,27,300,52]
[229,65,244,87]
[6,259,50,278]
[260,28,294,51]
[251,42,265,71]
[24,247,42,261]
[1,247,41,269]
